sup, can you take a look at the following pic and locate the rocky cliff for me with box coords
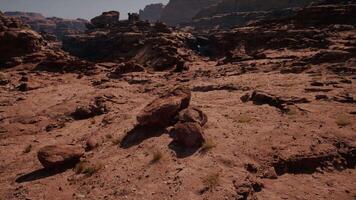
[4,12,88,40]
[194,0,315,20]
[159,0,222,25]
[139,3,165,22]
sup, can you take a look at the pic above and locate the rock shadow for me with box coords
[120,125,167,149]
[15,167,69,183]
[168,140,200,158]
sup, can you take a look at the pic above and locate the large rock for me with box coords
[90,11,120,28]
[37,145,85,169]
[170,122,205,147]
[137,86,191,127]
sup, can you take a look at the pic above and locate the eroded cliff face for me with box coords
[139,3,165,22]
[159,0,222,25]
[4,12,87,40]
[194,0,315,19]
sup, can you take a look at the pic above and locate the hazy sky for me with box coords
[0,0,169,19]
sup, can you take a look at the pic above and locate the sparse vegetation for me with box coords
[23,144,32,154]
[200,139,216,154]
[237,115,252,123]
[105,133,113,140]
[201,172,220,189]
[150,150,163,164]
[74,161,102,177]
[285,106,298,116]
[335,115,351,127]
[112,137,122,145]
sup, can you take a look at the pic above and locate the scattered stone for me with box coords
[192,84,248,92]
[234,177,264,200]
[109,62,145,77]
[17,83,28,92]
[315,95,329,100]
[261,167,278,179]
[241,90,310,111]
[86,136,101,151]
[137,86,191,127]
[37,145,84,169]
[305,87,333,92]
[0,72,9,85]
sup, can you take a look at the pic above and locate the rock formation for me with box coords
[4,11,87,40]
[160,0,222,25]
[139,3,165,22]
[0,12,92,72]
[63,12,194,71]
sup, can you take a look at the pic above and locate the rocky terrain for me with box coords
[4,12,87,40]
[0,1,355,200]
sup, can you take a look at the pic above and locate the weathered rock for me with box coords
[233,177,264,200]
[137,86,191,127]
[86,136,101,151]
[139,3,165,22]
[241,90,310,111]
[71,97,108,120]
[5,11,87,40]
[178,107,208,126]
[37,145,84,169]
[109,62,145,77]
[62,12,192,71]
[170,122,205,147]
[0,72,9,85]
[90,11,120,28]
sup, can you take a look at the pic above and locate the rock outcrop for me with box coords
[160,0,221,25]
[4,12,87,40]
[63,12,194,71]
[0,12,45,67]
[0,12,93,72]
[139,3,165,22]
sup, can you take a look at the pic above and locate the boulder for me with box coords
[137,86,191,127]
[86,136,101,151]
[170,122,205,147]
[178,107,208,126]
[37,145,84,169]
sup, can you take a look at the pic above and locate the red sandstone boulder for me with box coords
[37,145,85,169]
[171,122,205,147]
[137,86,191,127]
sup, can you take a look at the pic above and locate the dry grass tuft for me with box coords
[335,115,351,127]
[201,172,220,189]
[23,144,32,154]
[200,139,216,154]
[105,134,113,140]
[150,150,163,164]
[75,161,102,177]
[237,115,252,123]
[112,137,122,146]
